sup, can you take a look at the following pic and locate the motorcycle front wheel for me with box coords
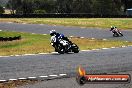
[57,44,65,54]
[72,43,79,53]
[113,33,119,37]
[119,32,123,36]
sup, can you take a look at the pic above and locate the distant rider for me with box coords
[110,26,120,33]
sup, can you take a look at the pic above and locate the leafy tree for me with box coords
[72,0,92,13]
[34,0,56,13]
[6,0,15,14]
[5,0,127,15]
[0,5,5,14]
[34,9,46,14]
[21,0,34,14]
[92,0,122,15]
[55,0,73,13]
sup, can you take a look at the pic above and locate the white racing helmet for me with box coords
[50,30,56,36]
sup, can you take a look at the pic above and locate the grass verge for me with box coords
[0,80,39,88]
[0,31,52,56]
[70,37,132,50]
[0,18,132,29]
[0,30,132,56]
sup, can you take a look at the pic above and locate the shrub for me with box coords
[34,10,46,14]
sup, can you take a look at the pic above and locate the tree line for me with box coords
[0,0,132,15]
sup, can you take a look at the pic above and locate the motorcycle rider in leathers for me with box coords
[50,30,72,49]
[110,26,120,33]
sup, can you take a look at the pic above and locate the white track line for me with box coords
[24,54,37,56]
[0,56,10,57]
[69,36,74,37]
[49,75,58,77]
[14,55,21,57]
[28,77,37,79]
[38,53,49,55]
[51,52,58,54]
[9,79,17,81]
[80,37,84,38]
[22,23,27,24]
[92,49,100,51]
[10,55,14,56]
[59,74,67,76]
[43,34,47,35]
[81,50,91,52]
[103,39,107,41]
[39,24,44,26]
[8,22,13,24]
[91,38,95,39]
[0,73,67,83]
[121,46,126,48]
[18,78,27,80]
[32,33,36,34]
[0,80,7,82]
[102,48,109,50]
[39,76,48,78]
[111,47,116,48]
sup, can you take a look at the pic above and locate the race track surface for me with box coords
[0,22,132,41]
[19,71,132,88]
[0,22,132,88]
[0,47,132,80]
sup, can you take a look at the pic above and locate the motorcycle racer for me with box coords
[50,30,72,45]
[50,30,79,54]
[110,26,117,32]
[110,26,123,37]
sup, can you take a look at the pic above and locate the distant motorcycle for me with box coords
[51,36,79,54]
[110,29,123,37]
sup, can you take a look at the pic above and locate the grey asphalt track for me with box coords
[0,22,132,41]
[19,71,132,88]
[0,22,132,88]
[0,47,132,80]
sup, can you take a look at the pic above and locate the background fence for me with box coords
[0,13,132,18]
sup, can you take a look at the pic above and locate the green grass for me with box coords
[0,31,53,56]
[70,37,132,50]
[0,31,132,56]
[0,18,132,29]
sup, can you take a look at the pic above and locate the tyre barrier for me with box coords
[0,35,21,41]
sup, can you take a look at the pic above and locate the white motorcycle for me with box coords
[51,36,79,54]
[110,29,123,37]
